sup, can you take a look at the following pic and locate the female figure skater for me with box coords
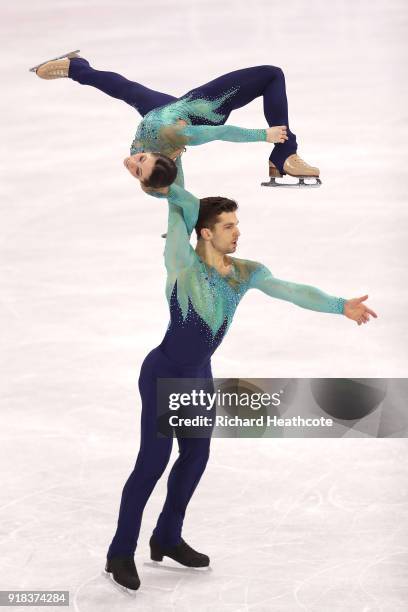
[31,51,319,189]
[101,179,377,593]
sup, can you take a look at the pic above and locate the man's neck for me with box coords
[195,241,231,271]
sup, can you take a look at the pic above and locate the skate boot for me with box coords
[149,535,210,568]
[262,154,321,188]
[104,556,140,593]
[29,50,80,78]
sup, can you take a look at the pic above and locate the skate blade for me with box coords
[261,177,322,188]
[146,560,211,571]
[29,50,80,72]
[102,570,139,595]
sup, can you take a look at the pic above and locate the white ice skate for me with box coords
[29,50,80,73]
[262,154,322,188]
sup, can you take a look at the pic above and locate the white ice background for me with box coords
[1,0,408,610]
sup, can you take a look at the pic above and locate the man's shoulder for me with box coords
[229,256,264,282]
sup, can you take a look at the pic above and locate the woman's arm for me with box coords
[159,123,268,147]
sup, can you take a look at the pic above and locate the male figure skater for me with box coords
[104,181,377,593]
[31,51,319,188]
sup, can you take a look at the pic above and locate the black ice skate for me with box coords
[149,535,210,567]
[104,555,140,593]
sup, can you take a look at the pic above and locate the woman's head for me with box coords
[123,152,177,189]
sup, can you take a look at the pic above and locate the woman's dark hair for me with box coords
[195,197,238,239]
[142,153,177,189]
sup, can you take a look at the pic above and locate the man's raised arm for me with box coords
[148,184,200,272]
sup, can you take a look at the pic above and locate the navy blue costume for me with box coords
[69,59,346,558]
[69,57,296,173]
[106,182,345,559]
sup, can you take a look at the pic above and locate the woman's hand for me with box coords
[343,295,378,325]
[266,125,288,143]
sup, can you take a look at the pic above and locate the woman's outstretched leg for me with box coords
[35,54,177,116]
[68,57,177,116]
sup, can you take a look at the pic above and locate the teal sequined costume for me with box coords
[151,184,346,366]
[66,59,347,561]
[130,91,267,188]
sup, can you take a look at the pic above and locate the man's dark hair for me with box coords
[195,197,238,239]
[142,153,177,189]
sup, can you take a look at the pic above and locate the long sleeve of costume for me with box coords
[166,184,199,237]
[249,263,346,314]
[146,166,194,238]
[149,184,199,272]
[164,185,200,273]
[159,124,267,148]
[173,156,185,188]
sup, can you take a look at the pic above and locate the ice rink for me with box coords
[1,0,408,609]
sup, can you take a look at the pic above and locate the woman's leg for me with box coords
[106,349,174,559]
[183,65,297,173]
[68,57,177,116]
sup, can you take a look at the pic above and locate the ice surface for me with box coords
[1,0,408,609]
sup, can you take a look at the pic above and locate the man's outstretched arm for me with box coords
[249,263,378,324]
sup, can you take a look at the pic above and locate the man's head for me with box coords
[196,197,240,254]
[123,152,177,189]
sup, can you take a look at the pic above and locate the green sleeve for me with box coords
[173,156,185,188]
[165,124,267,146]
[249,263,346,314]
[180,124,267,145]
[164,185,200,273]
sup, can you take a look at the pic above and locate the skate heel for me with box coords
[150,550,163,562]
[268,166,283,178]
[149,535,165,561]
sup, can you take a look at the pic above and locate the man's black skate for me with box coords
[149,535,210,567]
[104,556,140,591]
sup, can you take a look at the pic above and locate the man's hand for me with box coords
[266,125,288,143]
[344,295,378,325]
